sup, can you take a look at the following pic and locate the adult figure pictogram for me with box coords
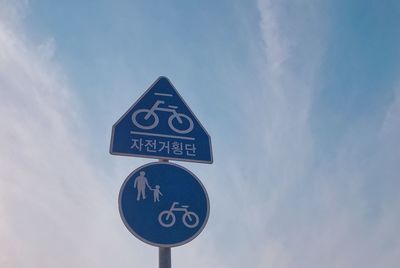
[134,171,150,200]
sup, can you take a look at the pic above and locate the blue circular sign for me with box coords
[119,162,210,247]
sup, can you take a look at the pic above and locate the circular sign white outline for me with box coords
[118,162,210,247]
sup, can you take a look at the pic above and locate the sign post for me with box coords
[110,77,213,267]
[158,159,171,268]
[159,247,171,268]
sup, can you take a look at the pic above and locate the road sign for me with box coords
[110,76,213,163]
[119,162,210,247]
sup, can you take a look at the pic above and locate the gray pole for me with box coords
[159,247,171,268]
[158,159,171,268]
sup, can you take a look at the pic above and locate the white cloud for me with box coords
[247,1,400,267]
[0,4,155,267]
[0,4,224,267]
[1,1,399,267]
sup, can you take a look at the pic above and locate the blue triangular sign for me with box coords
[110,76,213,163]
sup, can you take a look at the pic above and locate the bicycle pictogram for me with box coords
[132,98,194,134]
[158,202,199,228]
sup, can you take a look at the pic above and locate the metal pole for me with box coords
[158,159,171,268]
[159,247,171,268]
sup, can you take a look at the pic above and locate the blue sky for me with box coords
[1,0,399,267]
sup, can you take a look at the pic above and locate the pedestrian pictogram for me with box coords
[110,76,213,163]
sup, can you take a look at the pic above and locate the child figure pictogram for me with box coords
[151,185,163,202]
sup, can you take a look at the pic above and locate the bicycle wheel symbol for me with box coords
[182,212,199,228]
[168,113,193,134]
[132,109,159,130]
[158,211,176,228]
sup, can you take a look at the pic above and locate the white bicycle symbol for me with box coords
[158,202,199,228]
[132,100,194,134]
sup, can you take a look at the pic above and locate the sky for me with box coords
[0,0,399,267]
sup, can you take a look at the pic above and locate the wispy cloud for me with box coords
[1,1,399,267]
[188,1,400,267]
[0,3,155,267]
[246,1,400,267]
